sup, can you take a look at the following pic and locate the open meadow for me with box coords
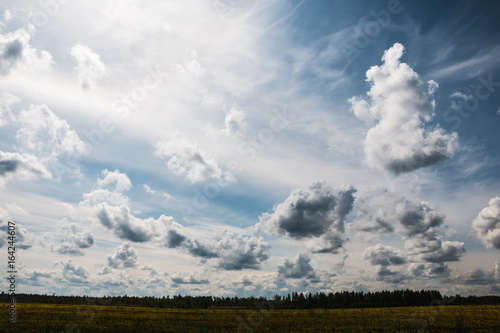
[1,303,499,332]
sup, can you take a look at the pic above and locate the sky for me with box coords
[0,0,499,298]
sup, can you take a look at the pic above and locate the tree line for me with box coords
[1,290,499,309]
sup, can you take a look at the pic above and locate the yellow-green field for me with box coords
[1,303,499,332]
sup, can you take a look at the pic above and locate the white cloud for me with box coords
[278,252,317,280]
[15,104,87,177]
[4,9,12,22]
[143,184,171,200]
[353,188,466,278]
[95,169,132,192]
[0,92,19,126]
[70,43,106,89]
[107,243,139,269]
[0,27,53,75]
[59,259,89,284]
[0,150,51,186]
[96,204,171,243]
[224,108,247,137]
[52,222,94,256]
[472,196,500,250]
[16,104,87,158]
[171,272,209,285]
[350,43,458,175]
[154,132,235,184]
[363,244,407,266]
[258,181,356,253]
[214,231,270,270]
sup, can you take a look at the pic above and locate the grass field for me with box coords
[1,303,499,332]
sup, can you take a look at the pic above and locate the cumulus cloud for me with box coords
[363,244,406,266]
[409,262,451,278]
[154,132,235,184]
[16,104,87,159]
[13,104,87,179]
[161,223,217,259]
[0,207,11,248]
[97,204,168,243]
[162,229,269,270]
[418,240,466,263]
[76,169,265,270]
[375,266,408,284]
[354,189,465,279]
[0,206,39,250]
[70,43,106,89]
[171,272,209,285]
[76,170,175,244]
[0,93,19,126]
[349,43,458,175]
[453,263,500,286]
[143,184,171,200]
[353,188,444,239]
[258,182,356,253]
[213,231,270,270]
[19,267,53,287]
[0,150,51,185]
[224,108,247,137]
[185,239,218,259]
[165,229,187,248]
[278,252,317,280]
[52,223,94,256]
[472,196,500,250]
[107,243,139,269]
[0,27,53,75]
[95,169,132,192]
[59,259,89,284]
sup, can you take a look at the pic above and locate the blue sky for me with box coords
[1,0,499,298]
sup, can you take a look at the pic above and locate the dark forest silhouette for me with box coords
[2,290,499,309]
